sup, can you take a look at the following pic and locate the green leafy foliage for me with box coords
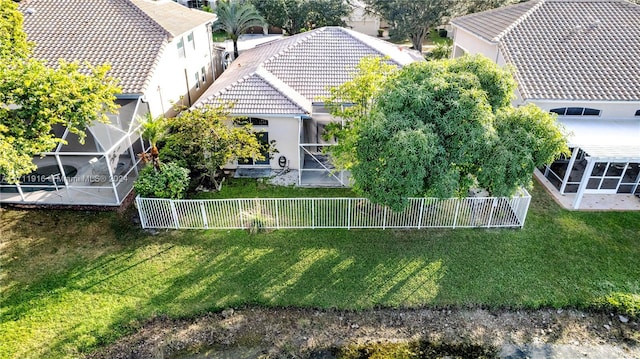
[0,1,120,183]
[251,0,349,35]
[133,162,190,199]
[323,56,398,170]
[426,43,452,60]
[212,0,266,58]
[161,104,273,188]
[365,0,450,53]
[339,55,568,210]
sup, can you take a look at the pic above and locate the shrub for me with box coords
[134,162,190,199]
[426,43,452,60]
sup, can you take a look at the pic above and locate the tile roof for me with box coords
[194,27,423,116]
[451,0,640,102]
[19,0,215,94]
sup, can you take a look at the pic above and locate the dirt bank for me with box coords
[87,307,639,358]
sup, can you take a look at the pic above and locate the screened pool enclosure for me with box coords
[0,98,150,206]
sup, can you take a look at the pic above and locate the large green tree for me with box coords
[161,103,275,189]
[323,56,398,170]
[334,55,568,210]
[251,0,349,35]
[212,0,266,59]
[365,0,451,53]
[0,0,119,183]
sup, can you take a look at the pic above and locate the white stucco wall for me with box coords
[451,26,499,61]
[145,23,214,117]
[524,100,640,120]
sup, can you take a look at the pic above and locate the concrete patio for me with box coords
[534,170,640,211]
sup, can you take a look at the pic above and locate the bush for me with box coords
[134,162,190,199]
[426,43,452,60]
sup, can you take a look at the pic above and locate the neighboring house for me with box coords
[192,26,423,186]
[344,0,384,37]
[451,0,640,209]
[0,0,218,206]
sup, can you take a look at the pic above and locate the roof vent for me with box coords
[25,8,36,15]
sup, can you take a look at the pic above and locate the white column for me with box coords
[560,147,579,194]
[573,157,595,210]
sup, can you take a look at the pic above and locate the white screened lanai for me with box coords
[541,118,640,209]
[0,98,151,206]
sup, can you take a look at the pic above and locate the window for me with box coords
[187,32,195,50]
[549,107,601,116]
[635,109,640,116]
[177,38,185,58]
[201,66,206,83]
[236,118,269,126]
[194,72,200,89]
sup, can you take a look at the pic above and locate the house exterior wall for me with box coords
[524,100,640,120]
[345,5,381,37]
[451,26,499,61]
[224,116,301,170]
[145,23,215,117]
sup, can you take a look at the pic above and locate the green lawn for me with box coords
[1,182,639,358]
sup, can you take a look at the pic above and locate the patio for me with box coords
[535,169,640,211]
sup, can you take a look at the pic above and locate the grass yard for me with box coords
[1,182,639,358]
[191,177,357,199]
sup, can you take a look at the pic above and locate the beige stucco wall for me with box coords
[145,23,214,117]
[224,116,302,170]
[345,5,381,37]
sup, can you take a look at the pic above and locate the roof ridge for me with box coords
[126,0,173,39]
[255,67,311,113]
[261,28,327,66]
[493,0,545,42]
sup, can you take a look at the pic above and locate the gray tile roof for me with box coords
[19,0,215,94]
[452,0,640,102]
[194,27,423,115]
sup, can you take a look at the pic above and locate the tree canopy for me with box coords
[161,103,274,189]
[251,0,349,35]
[365,0,451,53]
[212,0,266,59]
[0,0,120,184]
[328,55,568,210]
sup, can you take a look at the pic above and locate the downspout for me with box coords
[206,22,216,80]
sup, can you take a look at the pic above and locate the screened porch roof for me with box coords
[561,118,640,161]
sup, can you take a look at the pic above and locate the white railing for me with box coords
[136,190,531,230]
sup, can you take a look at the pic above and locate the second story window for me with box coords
[187,32,195,50]
[177,38,185,58]
[194,71,200,89]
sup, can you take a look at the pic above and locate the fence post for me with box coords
[382,206,387,230]
[275,199,280,229]
[520,195,531,228]
[418,198,425,229]
[136,196,147,229]
[453,200,460,229]
[312,199,315,229]
[487,198,497,228]
[200,201,208,229]
[347,198,352,230]
[169,199,180,229]
[237,199,243,228]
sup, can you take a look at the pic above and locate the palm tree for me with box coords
[212,0,266,59]
[139,113,168,172]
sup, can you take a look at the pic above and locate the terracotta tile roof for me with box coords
[194,27,423,115]
[452,0,640,102]
[19,0,215,94]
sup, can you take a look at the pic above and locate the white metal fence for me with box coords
[136,191,531,230]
